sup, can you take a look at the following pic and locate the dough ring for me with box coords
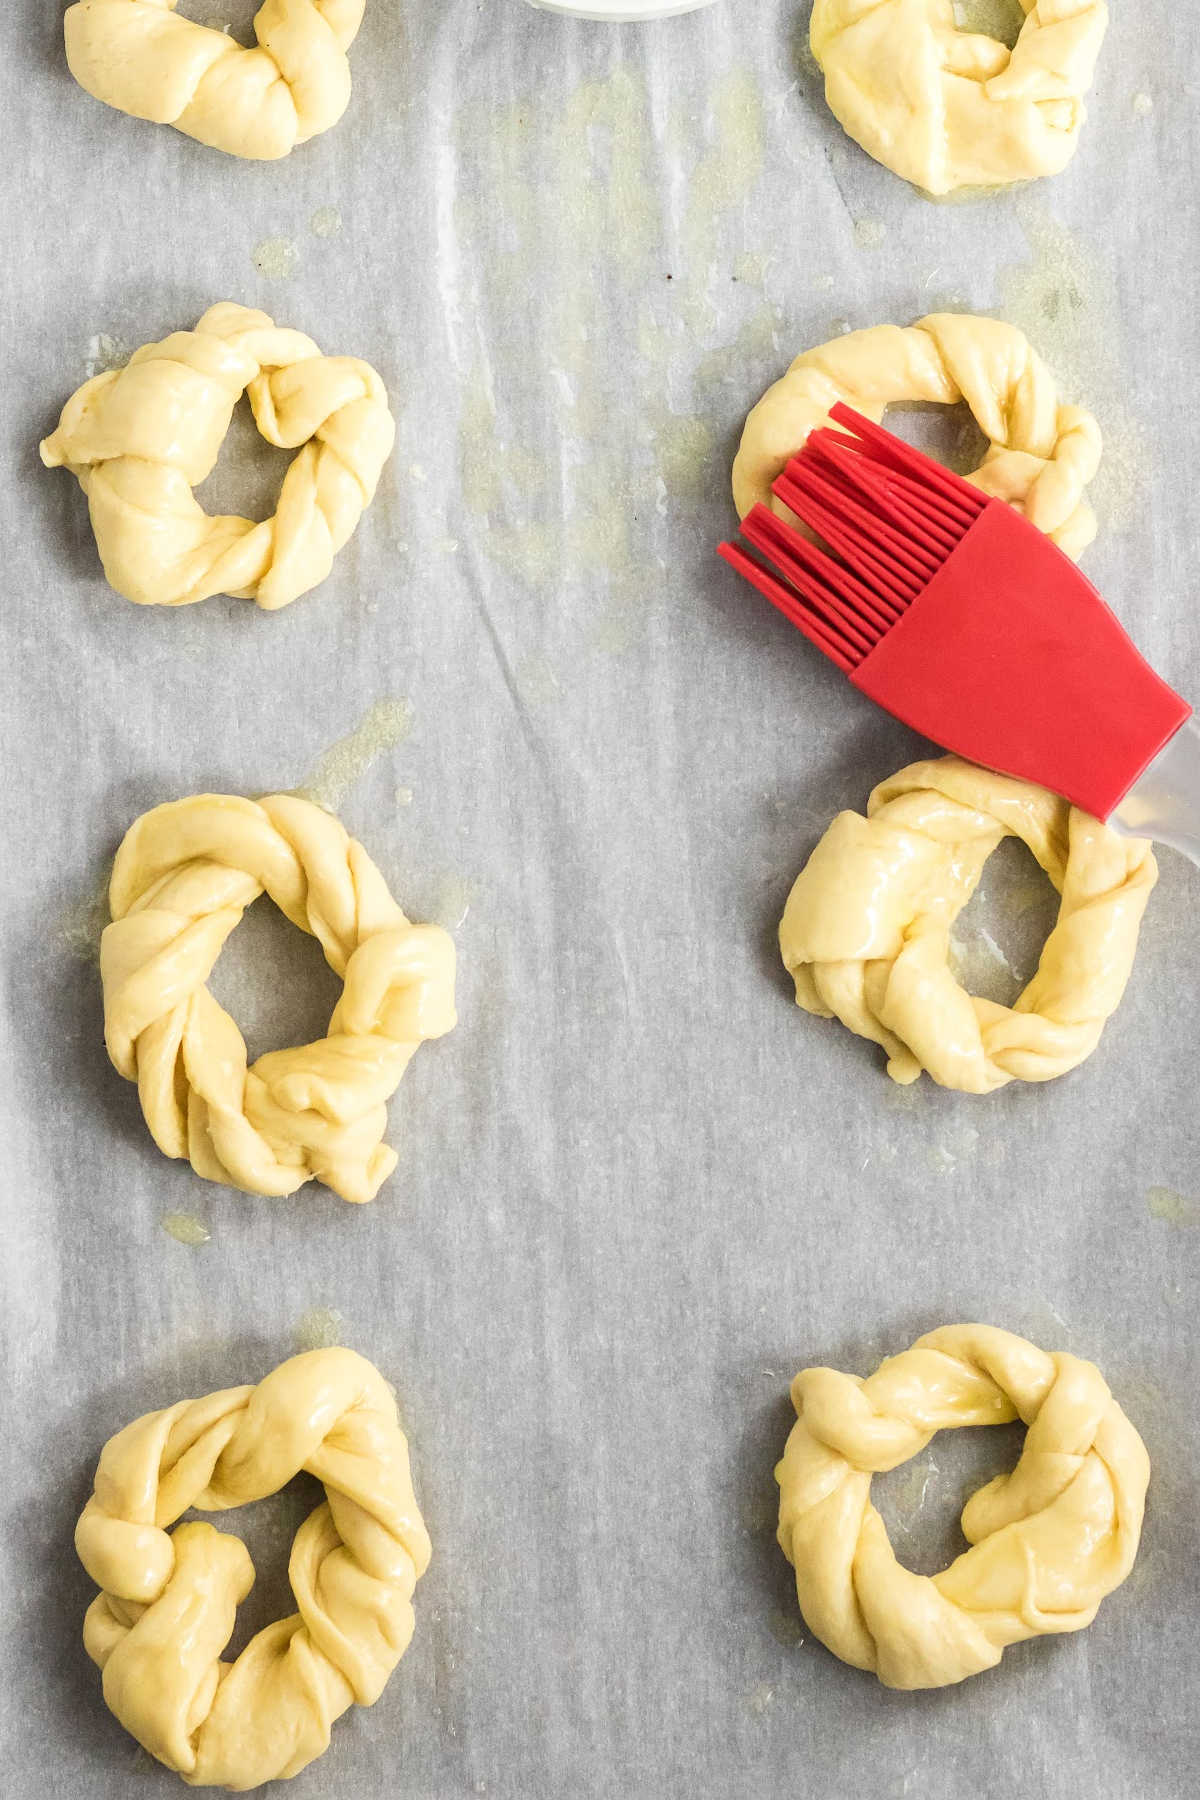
[101,791,457,1202]
[733,312,1101,562]
[779,756,1156,1092]
[776,1324,1149,1690]
[40,302,395,612]
[810,1,1109,195]
[63,1,366,160]
[75,1347,431,1790]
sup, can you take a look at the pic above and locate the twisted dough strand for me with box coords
[811,0,1109,194]
[76,1348,431,1790]
[777,1325,1149,1689]
[102,792,457,1202]
[733,313,1101,560]
[64,1,366,159]
[780,757,1156,1092]
[40,302,395,611]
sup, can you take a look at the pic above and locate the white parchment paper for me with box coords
[2,4,1198,1796]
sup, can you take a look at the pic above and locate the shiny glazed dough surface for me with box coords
[809,0,1109,195]
[40,301,395,612]
[779,756,1156,1092]
[732,312,1101,561]
[75,1347,431,1790]
[101,791,457,1201]
[776,1323,1149,1689]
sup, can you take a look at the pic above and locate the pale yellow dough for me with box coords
[810,0,1109,195]
[76,1347,430,1790]
[101,792,457,1202]
[40,302,395,611]
[780,757,1155,1092]
[64,1,365,160]
[732,312,1101,561]
[776,1324,1149,1689]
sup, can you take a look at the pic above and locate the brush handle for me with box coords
[1112,716,1200,868]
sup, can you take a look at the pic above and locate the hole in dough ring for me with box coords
[776,1323,1149,1690]
[809,0,1109,195]
[732,312,1102,563]
[101,791,457,1201]
[75,1347,432,1789]
[40,302,395,612]
[779,755,1156,1092]
[63,0,366,160]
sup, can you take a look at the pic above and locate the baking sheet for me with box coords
[2,4,1199,1796]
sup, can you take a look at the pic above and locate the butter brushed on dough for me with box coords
[101,791,457,1202]
[780,757,1156,1092]
[64,1,366,160]
[733,313,1101,561]
[810,0,1109,195]
[40,302,395,612]
[76,1348,430,1789]
[776,1324,1149,1689]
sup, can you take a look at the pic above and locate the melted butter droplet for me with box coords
[310,205,343,239]
[429,875,474,933]
[853,217,886,250]
[1147,1186,1200,1226]
[161,1213,211,1247]
[252,237,299,280]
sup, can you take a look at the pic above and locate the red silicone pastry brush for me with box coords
[718,404,1200,863]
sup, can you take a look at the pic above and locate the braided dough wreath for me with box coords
[779,757,1156,1092]
[101,791,457,1202]
[733,312,1101,561]
[810,0,1109,195]
[776,1324,1149,1689]
[76,1348,431,1789]
[40,302,395,612]
[63,1,366,160]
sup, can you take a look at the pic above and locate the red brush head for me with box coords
[717,405,1190,820]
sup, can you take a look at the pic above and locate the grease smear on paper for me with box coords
[295,1307,345,1352]
[297,699,414,812]
[997,199,1147,527]
[161,1213,212,1246]
[453,67,766,653]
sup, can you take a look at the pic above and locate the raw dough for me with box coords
[40,302,395,611]
[101,792,457,1201]
[733,312,1100,561]
[810,0,1109,195]
[776,1324,1149,1689]
[779,757,1156,1092]
[76,1347,430,1789]
[63,0,366,160]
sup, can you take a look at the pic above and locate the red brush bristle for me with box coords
[716,403,1192,821]
[720,404,988,670]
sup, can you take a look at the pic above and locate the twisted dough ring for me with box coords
[76,1348,431,1790]
[64,1,366,160]
[101,791,457,1202]
[40,302,395,612]
[733,312,1101,561]
[810,0,1109,195]
[779,757,1156,1092]
[776,1324,1149,1690]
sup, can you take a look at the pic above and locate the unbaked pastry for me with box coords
[40,302,395,611]
[733,312,1100,561]
[101,791,456,1201]
[810,0,1109,195]
[779,756,1156,1092]
[63,1,366,160]
[776,1324,1148,1689]
[76,1347,430,1789]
